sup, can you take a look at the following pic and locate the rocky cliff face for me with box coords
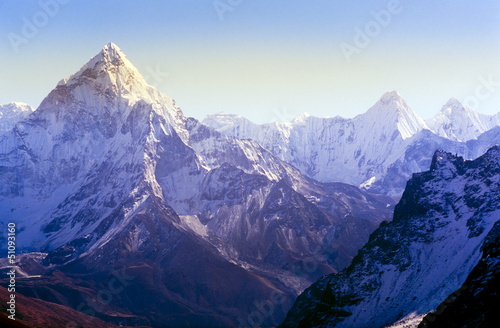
[280,146,500,328]
[418,220,500,328]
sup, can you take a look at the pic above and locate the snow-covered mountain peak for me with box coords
[101,42,125,58]
[438,97,475,119]
[57,42,146,89]
[93,42,127,65]
[371,90,414,117]
[3,101,33,109]
[357,91,427,140]
[0,102,33,116]
[291,112,311,123]
[442,97,464,110]
[93,42,143,79]
[425,98,500,142]
[378,90,404,104]
[0,102,34,133]
[38,43,185,135]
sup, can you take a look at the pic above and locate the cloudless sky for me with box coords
[1,0,499,123]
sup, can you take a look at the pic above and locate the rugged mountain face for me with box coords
[280,146,500,328]
[0,43,395,327]
[0,102,33,134]
[0,42,188,250]
[203,94,500,196]
[418,220,500,328]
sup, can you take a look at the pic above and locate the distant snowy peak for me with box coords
[379,90,403,102]
[202,91,500,195]
[204,90,426,140]
[291,112,311,124]
[425,98,500,142]
[0,102,34,133]
[202,112,258,134]
[201,112,292,157]
[0,102,33,112]
[357,90,427,140]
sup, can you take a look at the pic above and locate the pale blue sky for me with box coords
[1,0,499,123]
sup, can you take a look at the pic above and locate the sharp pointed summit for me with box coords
[371,91,414,116]
[378,90,404,104]
[36,43,185,135]
[439,98,477,119]
[101,42,125,56]
[92,42,127,65]
[442,97,465,109]
[56,42,146,91]
[372,91,413,116]
[358,91,427,140]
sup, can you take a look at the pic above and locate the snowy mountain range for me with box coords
[1,43,498,328]
[425,98,500,142]
[0,43,396,327]
[203,93,500,195]
[280,146,500,328]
